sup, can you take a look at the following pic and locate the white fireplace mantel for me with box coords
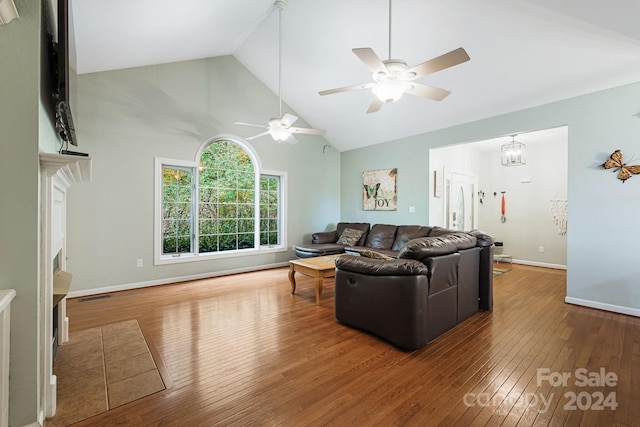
[39,152,91,420]
[40,152,92,186]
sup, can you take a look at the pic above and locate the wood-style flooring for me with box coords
[57,264,639,426]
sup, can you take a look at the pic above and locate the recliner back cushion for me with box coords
[428,226,459,237]
[441,232,477,250]
[392,225,433,251]
[364,224,398,249]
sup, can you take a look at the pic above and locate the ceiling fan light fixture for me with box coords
[372,80,410,103]
[270,127,291,142]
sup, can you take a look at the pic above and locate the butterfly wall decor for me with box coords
[602,150,640,183]
[364,183,380,200]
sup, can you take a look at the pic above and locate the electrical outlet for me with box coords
[408,206,416,213]
[538,246,545,253]
[136,258,143,268]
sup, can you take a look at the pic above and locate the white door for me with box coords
[448,172,477,231]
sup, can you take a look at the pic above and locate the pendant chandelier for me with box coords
[501,135,526,166]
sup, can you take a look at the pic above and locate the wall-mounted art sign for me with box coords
[363,168,397,210]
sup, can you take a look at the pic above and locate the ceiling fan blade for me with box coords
[366,97,385,114]
[245,131,271,141]
[280,113,298,128]
[404,47,470,79]
[289,127,326,136]
[352,48,387,74]
[235,121,268,129]
[319,82,376,96]
[406,83,451,101]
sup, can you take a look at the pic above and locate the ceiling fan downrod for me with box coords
[388,0,393,60]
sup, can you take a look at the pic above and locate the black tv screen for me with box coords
[46,0,79,150]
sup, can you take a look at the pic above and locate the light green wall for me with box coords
[0,0,59,424]
[66,55,340,293]
[341,82,640,312]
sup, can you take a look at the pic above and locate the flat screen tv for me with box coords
[46,0,84,155]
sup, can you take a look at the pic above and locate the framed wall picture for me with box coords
[363,168,397,210]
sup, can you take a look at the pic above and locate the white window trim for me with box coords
[154,157,198,266]
[153,137,288,266]
[261,169,288,251]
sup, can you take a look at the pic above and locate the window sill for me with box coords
[155,245,288,266]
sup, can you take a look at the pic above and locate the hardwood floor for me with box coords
[56,264,639,426]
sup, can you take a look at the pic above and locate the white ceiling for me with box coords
[70,0,640,152]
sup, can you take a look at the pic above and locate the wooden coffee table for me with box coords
[288,256,338,305]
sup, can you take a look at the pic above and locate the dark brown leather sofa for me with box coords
[335,230,494,350]
[295,223,494,350]
[294,223,433,258]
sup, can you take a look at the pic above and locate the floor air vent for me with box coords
[79,294,111,302]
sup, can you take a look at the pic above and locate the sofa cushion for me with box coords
[336,255,429,276]
[336,228,366,246]
[392,225,433,251]
[336,222,370,246]
[428,226,460,237]
[364,224,398,250]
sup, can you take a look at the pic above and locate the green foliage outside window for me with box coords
[199,140,256,253]
[160,139,281,257]
[161,167,193,254]
[260,176,280,246]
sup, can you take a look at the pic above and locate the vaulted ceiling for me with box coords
[70,0,640,151]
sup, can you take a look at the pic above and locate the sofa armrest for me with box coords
[469,229,494,247]
[398,237,458,262]
[336,255,429,276]
[312,230,338,244]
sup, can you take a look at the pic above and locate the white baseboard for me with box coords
[512,259,567,270]
[565,297,640,318]
[68,262,290,299]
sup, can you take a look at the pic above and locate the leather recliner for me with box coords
[334,230,494,350]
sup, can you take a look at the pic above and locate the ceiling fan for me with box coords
[319,0,470,113]
[235,0,325,143]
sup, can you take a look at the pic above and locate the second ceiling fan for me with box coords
[319,0,470,113]
[236,0,325,143]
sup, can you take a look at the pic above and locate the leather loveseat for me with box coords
[334,229,494,350]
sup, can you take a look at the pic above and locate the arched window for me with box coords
[154,136,286,264]
[198,139,257,252]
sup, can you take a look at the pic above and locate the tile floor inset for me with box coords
[49,319,166,425]
[105,351,156,383]
[108,369,165,408]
